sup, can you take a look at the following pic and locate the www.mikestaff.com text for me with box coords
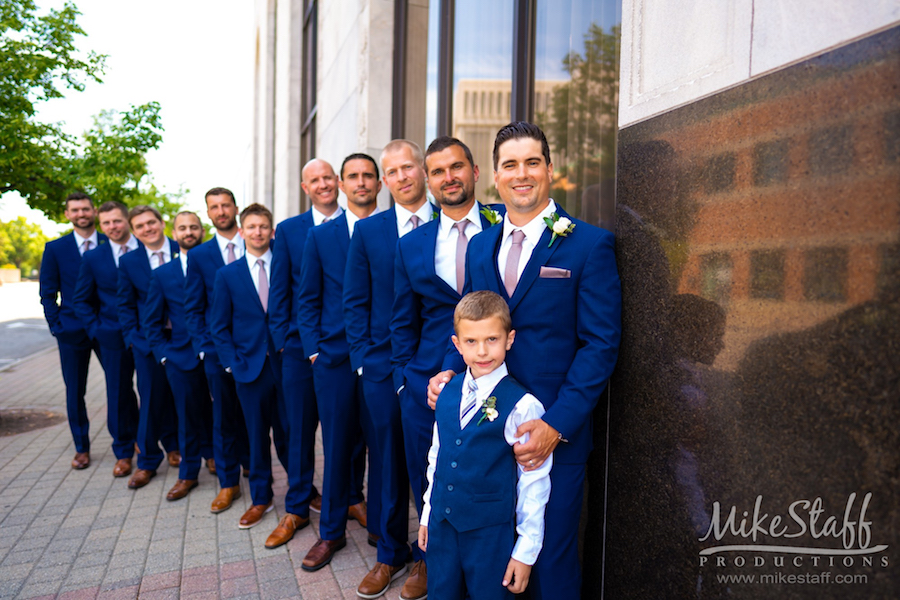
[716,572,868,585]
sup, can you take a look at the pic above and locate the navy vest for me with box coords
[431,374,527,532]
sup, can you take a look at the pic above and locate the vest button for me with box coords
[445,507,451,514]
[450,461,458,468]
[447,484,453,491]
[455,439,462,446]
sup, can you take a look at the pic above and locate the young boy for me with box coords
[418,291,552,599]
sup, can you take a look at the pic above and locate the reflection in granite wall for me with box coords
[602,26,899,599]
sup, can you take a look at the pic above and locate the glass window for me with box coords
[804,247,848,302]
[750,249,786,300]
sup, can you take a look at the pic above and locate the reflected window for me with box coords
[804,247,848,303]
[809,125,852,176]
[705,152,735,194]
[750,249,785,300]
[753,139,788,186]
[700,252,733,306]
[300,0,318,210]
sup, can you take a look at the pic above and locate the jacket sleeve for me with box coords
[38,243,62,335]
[268,228,292,351]
[390,244,422,391]
[296,230,323,359]
[184,252,210,357]
[143,271,169,363]
[116,262,140,349]
[72,256,100,341]
[342,231,372,372]
[209,270,237,370]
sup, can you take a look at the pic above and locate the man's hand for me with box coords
[417,525,428,552]
[513,418,560,471]
[502,558,531,593]
[426,370,455,410]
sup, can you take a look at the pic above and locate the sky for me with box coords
[0,0,255,235]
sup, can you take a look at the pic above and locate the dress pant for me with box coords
[280,349,320,517]
[233,356,289,506]
[398,385,435,562]
[361,375,409,566]
[203,355,250,489]
[164,362,213,480]
[97,345,139,459]
[427,518,515,600]
[57,338,102,453]
[134,349,179,471]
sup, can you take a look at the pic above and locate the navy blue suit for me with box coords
[118,241,180,471]
[144,256,214,481]
[344,207,430,566]
[391,203,504,549]
[39,232,106,454]
[210,250,289,506]
[72,240,140,460]
[454,205,622,599]
[268,211,320,517]
[184,237,249,488]
[298,213,378,541]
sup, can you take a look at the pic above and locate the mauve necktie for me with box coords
[455,220,469,295]
[409,215,422,230]
[226,242,236,264]
[504,229,525,298]
[257,259,269,312]
[81,240,92,255]
[119,245,130,256]
[152,251,166,268]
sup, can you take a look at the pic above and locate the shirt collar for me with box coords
[144,241,170,263]
[395,201,434,229]
[215,230,242,253]
[502,199,557,244]
[179,251,189,273]
[73,230,99,249]
[463,362,509,400]
[109,234,139,255]
[345,207,380,236]
[312,205,343,226]
[245,248,273,267]
[439,202,484,238]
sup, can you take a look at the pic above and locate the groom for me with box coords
[431,121,621,599]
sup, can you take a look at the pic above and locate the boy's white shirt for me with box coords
[420,362,552,565]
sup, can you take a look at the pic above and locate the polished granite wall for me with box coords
[597,25,899,599]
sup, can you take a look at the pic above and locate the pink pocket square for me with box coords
[539,266,571,278]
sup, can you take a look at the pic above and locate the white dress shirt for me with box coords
[395,201,435,238]
[145,243,171,270]
[345,207,380,238]
[179,251,189,276]
[246,249,273,294]
[434,202,484,290]
[215,231,244,264]
[109,235,139,267]
[497,200,558,290]
[312,205,343,226]
[421,362,552,565]
[74,230,99,256]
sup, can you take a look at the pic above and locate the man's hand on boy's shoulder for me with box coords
[503,558,531,594]
[514,418,560,471]
[427,369,456,409]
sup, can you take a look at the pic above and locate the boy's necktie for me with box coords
[461,379,478,423]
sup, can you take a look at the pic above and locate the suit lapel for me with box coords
[423,223,458,299]
[379,209,399,249]
[237,259,265,313]
[507,206,567,312]
[479,225,505,297]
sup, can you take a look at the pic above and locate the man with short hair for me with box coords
[430,122,622,599]
[143,211,214,501]
[210,203,287,531]
[40,192,107,470]
[297,153,382,572]
[73,201,141,478]
[345,140,436,599]
[390,136,505,598]
[117,205,181,489]
[184,188,253,514]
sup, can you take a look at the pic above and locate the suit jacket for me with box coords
[40,232,108,345]
[73,239,142,349]
[210,250,275,384]
[184,237,231,360]
[269,210,315,353]
[297,213,352,366]
[450,205,621,464]
[117,239,180,357]
[391,203,505,394]
[143,257,200,370]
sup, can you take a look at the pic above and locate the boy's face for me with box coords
[452,316,516,380]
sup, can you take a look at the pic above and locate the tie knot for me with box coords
[467,379,478,394]
[455,220,468,234]
[511,229,525,245]
[409,215,422,229]
[256,258,265,268]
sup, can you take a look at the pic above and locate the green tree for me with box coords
[0,217,49,277]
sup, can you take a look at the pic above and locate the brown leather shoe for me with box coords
[309,492,322,513]
[368,533,380,548]
[357,562,408,599]
[264,513,310,549]
[238,502,273,529]
[301,537,346,571]
[166,479,198,501]
[127,469,156,489]
[113,458,132,477]
[348,500,367,528]
[400,560,427,600]
[206,458,216,474]
[71,452,90,470]
[211,485,241,513]
[167,450,181,467]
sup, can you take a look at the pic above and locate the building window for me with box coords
[300,0,317,210]
[804,247,848,303]
[809,125,852,176]
[750,249,785,300]
[705,152,736,194]
[700,252,733,306]
[753,139,789,186]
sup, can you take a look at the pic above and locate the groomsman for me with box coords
[117,205,181,489]
[184,188,252,514]
[345,140,435,599]
[210,203,290,530]
[297,153,382,571]
[40,192,106,470]
[72,201,141,478]
[390,136,504,598]
[263,159,341,548]
[431,122,622,599]
[143,211,214,501]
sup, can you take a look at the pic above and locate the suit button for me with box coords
[455,439,462,446]
[447,484,453,491]
[450,461,458,469]
[445,507,451,514]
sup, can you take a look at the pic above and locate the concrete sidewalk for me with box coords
[0,349,416,599]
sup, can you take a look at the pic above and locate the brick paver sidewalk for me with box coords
[0,349,416,599]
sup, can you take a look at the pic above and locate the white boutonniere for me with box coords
[543,213,575,248]
[479,205,502,226]
[477,396,499,425]
[173,252,180,260]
